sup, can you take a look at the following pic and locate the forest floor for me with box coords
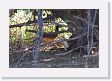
[9,49,99,68]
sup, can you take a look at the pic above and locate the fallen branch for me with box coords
[55,46,86,56]
[9,20,67,28]
[9,20,37,28]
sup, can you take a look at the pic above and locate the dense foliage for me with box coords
[9,9,71,46]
